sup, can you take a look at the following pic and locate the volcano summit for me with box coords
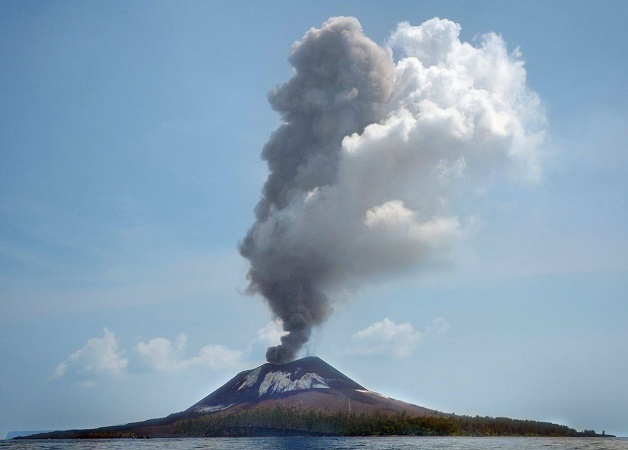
[186,356,434,418]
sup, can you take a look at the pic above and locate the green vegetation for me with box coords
[22,406,611,439]
[173,406,588,437]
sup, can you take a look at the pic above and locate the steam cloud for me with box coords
[240,17,545,364]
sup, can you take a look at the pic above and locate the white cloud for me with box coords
[425,316,451,338]
[185,344,243,370]
[351,317,450,358]
[255,319,286,346]
[132,335,243,372]
[240,320,290,363]
[51,361,68,379]
[133,335,185,372]
[52,329,244,381]
[51,328,127,381]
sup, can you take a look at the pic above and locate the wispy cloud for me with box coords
[351,317,450,358]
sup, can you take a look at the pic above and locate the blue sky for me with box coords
[1,0,627,438]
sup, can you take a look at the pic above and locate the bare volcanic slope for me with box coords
[187,356,436,417]
[24,356,443,438]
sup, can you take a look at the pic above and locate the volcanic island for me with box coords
[18,357,612,439]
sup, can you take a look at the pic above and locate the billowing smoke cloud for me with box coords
[240,17,545,364]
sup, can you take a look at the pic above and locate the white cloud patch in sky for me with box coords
[51,328,127,381]
[130,334,243,372]
[52,329,243,382]
[184,344,243,370]
[351,317,450,358]
[244,320,291,361]
[255,319,286,347]
[132,335,187,372]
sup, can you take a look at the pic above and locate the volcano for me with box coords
[186,356,436,417]
[25,356,442,438]
[21,356,593,438]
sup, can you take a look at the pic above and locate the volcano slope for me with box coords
[23,356,591,438]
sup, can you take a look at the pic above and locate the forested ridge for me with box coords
[173,406,601,437]
[20,405,613,439]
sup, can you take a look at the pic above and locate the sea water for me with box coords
[2,437,628,450]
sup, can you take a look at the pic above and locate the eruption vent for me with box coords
[240,17,545,364]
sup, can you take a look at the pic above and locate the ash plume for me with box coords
[240,16,545,364]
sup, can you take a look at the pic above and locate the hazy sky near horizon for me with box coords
[1,0,627,439]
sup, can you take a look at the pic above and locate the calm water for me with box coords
[2,437,627,450]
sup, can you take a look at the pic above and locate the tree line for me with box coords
[173,406,593,437]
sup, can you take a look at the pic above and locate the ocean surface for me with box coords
[2,437,628,450]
